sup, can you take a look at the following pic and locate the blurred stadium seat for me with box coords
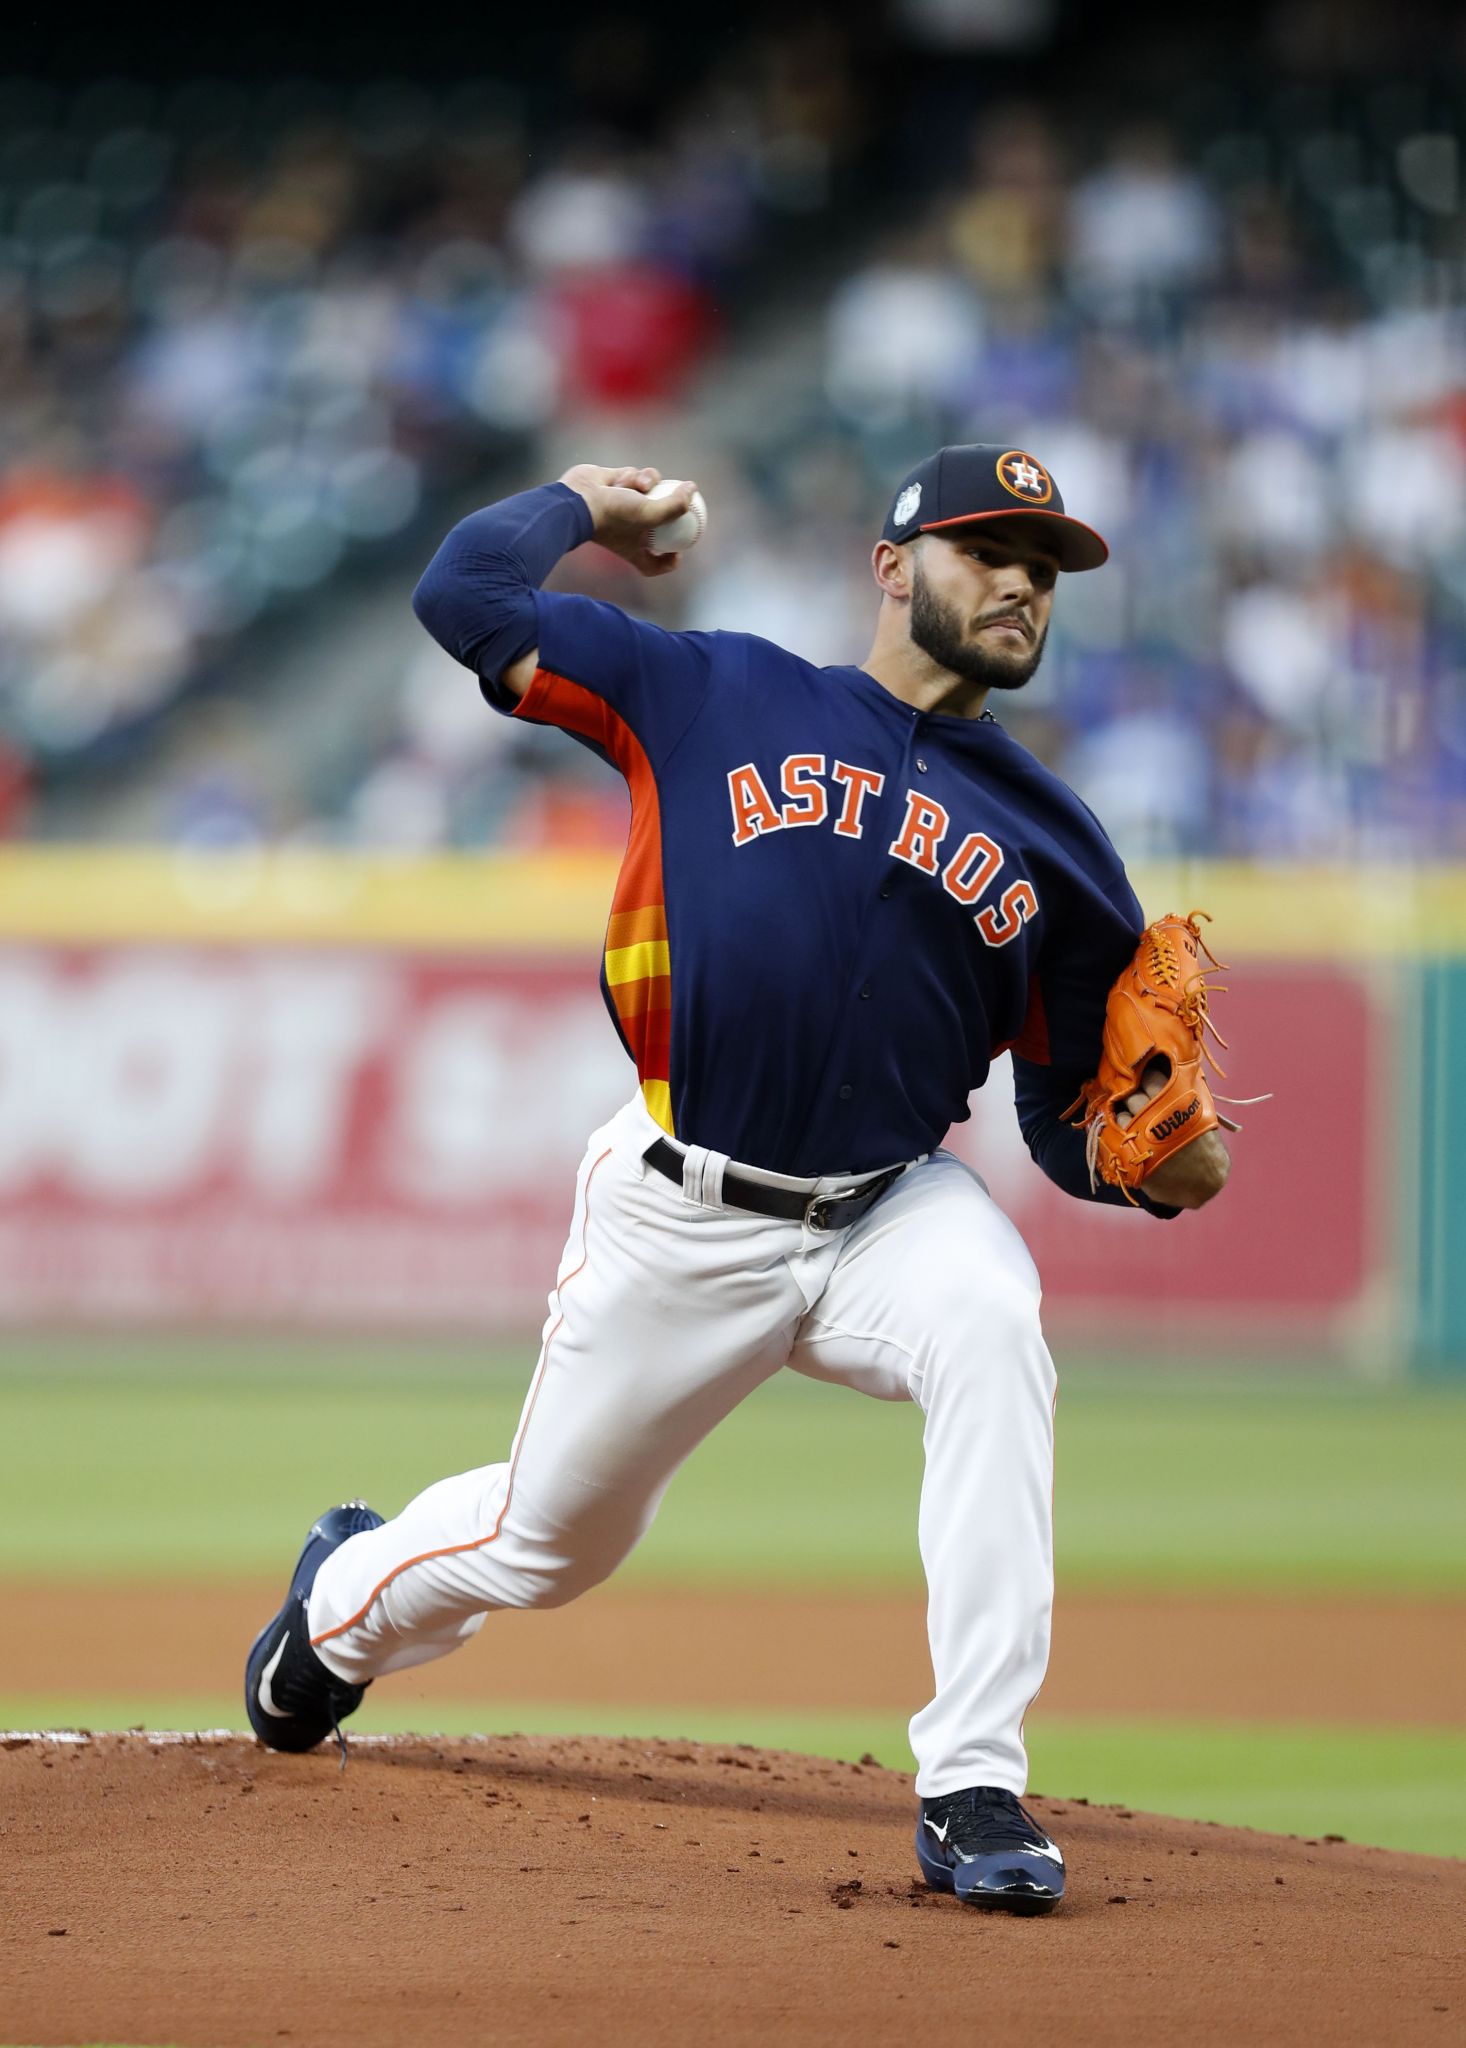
[0,7,1462,864]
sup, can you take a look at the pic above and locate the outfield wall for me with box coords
[0,849,1454,1371]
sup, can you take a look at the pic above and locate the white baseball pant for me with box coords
[307,1091,1058,1797]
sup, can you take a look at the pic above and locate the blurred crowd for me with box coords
[3,32,1466,860]
[0,32,861,836]
[812,96,1466,861]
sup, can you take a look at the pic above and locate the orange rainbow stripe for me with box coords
[516,668,674,1132]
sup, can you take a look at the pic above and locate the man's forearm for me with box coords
[412,482,594,680]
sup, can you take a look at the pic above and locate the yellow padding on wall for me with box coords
[0,847,617,950]
[1,847,1465,957]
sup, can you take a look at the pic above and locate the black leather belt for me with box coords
[643,1138,904,1232]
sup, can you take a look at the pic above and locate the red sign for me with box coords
[0,948,629,1329]
[0,948,1381,1340]
[944,968,1380,1337]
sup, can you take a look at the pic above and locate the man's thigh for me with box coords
[510,1134,811,1514]
[788,1152,1043,1404]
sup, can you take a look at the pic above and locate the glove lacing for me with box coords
[1152,910,1231,1078]
[1175,909,1271,1123]
[1076,910,1268,1198]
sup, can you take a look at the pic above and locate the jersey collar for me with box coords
[836,664,1008,740]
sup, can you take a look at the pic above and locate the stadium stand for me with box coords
[3,7,1465,861]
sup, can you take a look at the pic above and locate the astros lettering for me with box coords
[727,753,1038,947]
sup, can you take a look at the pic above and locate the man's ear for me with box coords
[872,538,914,602]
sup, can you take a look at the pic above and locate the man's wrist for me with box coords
[549,479,598,546]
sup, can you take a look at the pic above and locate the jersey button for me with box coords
[859,984,872,1000]
[838,1084,854,1101]
[916,756,929,772]
[879,883,894,900]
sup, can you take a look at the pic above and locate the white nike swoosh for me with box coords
[924,1815,1062,1865]
[256,1629,292,1718]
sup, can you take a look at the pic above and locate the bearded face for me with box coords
[908,547,1049,692]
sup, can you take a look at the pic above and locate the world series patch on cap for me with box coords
[882,444,1109,571]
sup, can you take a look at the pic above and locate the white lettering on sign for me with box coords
[391,995,624,1201]
[393,994,512,1199]
[244,962,392,1198]
[0,956,52,1191]
[62,959,237,1200]
[0,947,627,1228]
[0,951,396,1202]
[0,943,638,1329]
[0,954,398,1203]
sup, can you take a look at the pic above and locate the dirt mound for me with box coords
[2,1732,1460,2047]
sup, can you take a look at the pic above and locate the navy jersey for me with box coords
[415,485,1159,1201]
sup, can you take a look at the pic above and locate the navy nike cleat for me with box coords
[915,1785,1065,1914]
[245,1500,384,1760]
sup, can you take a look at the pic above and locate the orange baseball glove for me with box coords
[1065,910,1236,1203]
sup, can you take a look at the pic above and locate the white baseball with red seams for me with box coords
[306,1091,1058,1798]
[644,478,707,554]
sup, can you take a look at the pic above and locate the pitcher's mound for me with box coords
[3,1731,1460,2047]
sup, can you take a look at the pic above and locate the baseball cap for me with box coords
[881,443,1109,572]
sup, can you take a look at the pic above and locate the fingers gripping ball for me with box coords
[645,479,708,555]
[1065,911,1238,1203]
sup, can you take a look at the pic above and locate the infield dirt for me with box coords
[7,1581,1466,1725]
[3,1732,1462,2048]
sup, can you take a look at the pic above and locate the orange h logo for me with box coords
[996,450,1053,504]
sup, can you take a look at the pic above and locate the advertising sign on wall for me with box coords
[0,943,1384,1347]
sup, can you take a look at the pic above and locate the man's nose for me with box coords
[996,564,1035,604]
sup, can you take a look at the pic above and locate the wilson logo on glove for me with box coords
[1152,1099,1200,1140]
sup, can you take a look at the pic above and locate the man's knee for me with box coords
[505,1485,656,1609]
[522,1551,618,1609]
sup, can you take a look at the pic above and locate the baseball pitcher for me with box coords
[245,446,1232,1913]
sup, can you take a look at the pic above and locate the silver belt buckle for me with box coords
[805,1184,862,1232]
[808,1164,905,1231]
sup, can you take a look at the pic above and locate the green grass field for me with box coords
[4,1337,1465,1591]
[2,1339,1463,1856]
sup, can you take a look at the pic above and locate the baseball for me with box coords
[645,477,707,555]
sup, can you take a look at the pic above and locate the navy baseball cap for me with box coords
[881,443,1109,571]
